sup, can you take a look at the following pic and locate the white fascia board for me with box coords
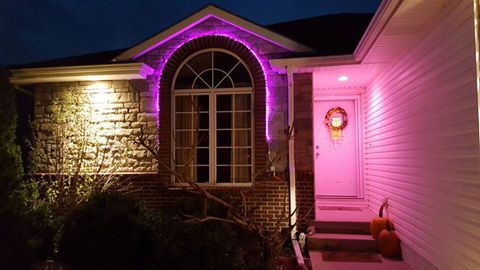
[353,0,402,60]
[10,63,154,85]
[114,5,312,61]
[269,55,358,73]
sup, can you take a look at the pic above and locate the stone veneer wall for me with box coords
[293,73,315,221]
[34,80,158,173]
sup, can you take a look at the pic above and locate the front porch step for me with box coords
[310,207,375,234]
[308,220,371,234]
[308,233,379,253]
[306,207,411,269]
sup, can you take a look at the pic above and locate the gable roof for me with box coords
[266,13,373,57]
[114,4,313,61]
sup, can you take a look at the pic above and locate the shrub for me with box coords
[148,204,265,270]
[0,67,24,202]
[59,192,155,270]
[0,68,57,270]
[0,201,58,270]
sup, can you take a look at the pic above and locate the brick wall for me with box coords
[131,175,289,231]
[293,73,315,221]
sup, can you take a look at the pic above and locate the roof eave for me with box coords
[268,0,401,71]
[10,63,154,85]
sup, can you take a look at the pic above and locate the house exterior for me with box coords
[9,0,480,269]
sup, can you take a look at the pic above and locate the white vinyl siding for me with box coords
[364,1,480,269]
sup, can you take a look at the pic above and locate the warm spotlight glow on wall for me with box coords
[85,82,112,124]
[91,91,110,106]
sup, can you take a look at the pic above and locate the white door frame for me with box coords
[312,94,365,202]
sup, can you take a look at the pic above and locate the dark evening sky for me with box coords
[0,0,381,65]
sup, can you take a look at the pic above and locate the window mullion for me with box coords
[211,52,214,89]
[232,94,236,183]
[211,93,216,184]
[214,61,240,89]
[186,64,211,89]
[190,98,194,182]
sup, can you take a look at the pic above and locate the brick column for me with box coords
[293,73,315,221]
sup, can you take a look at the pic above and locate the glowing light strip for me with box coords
[474,0,480,151]
[156,33,272,141]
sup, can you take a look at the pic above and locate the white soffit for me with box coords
[10,63,154,85]
[311,63,382,90]
[270,55,358,72]
[114,5,312,61]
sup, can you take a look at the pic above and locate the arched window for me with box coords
[172,49,254,185]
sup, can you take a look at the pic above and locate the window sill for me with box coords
[169,182,253,190]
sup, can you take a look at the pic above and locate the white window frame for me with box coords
[171,48,255,187]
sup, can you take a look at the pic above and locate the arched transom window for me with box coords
[172,49,254,185]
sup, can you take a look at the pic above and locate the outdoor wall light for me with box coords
[337,75,349,81]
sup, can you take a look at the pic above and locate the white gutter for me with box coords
[287,65,297,236]
[10,63,154,85]
[270,55,357,73]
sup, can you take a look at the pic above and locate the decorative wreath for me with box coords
[324,107,348,131]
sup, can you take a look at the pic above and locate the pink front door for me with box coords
[313,97,361,198]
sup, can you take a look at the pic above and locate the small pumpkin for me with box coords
[378,219,401,258]
[370,199,392,239]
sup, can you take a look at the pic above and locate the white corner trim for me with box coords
[286,65,297,233]
[114,5,312,61]
[10,63,154,85]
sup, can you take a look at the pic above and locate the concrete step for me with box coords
[308,220,371,234]
[309,250,413,270]
[311,207,375,234]
[308,233,378,252]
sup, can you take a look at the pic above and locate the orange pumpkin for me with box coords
[370,200,392,239]
[379,220,401,258]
